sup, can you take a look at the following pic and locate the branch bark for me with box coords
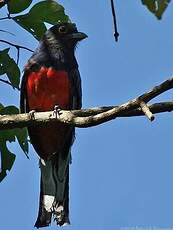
[0,76,173,130]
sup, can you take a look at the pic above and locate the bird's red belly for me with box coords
[26,67,70,111]
[26,67,71,159]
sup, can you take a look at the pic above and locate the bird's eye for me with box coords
[58,25,67,34]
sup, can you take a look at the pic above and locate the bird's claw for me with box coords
[29,110,36,120]
[53,105,62,119]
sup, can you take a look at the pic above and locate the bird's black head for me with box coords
[45,22,87,49]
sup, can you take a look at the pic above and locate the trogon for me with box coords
[20,22,87,228]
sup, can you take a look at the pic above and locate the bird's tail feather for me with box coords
[34,153,70,228]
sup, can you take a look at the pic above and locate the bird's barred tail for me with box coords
[35,154,70,228]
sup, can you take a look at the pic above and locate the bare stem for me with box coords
[0,16,10,21]
[110,0,119,42]
[0,39,33,52]
[0,78,20,90]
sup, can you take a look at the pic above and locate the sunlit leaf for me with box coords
[142,0,171,19]
[13,0,70,40]
[8,0,32,14]
[0,49,20,88]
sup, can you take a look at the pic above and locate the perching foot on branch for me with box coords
[29,110,36,120]
[53,105,62,119]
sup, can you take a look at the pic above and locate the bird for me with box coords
[20,22,87,228]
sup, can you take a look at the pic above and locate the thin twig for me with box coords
[0,39,33,52]
[0,16,10,21]
[0,78,20,90]
[0,13,12,21]
[110,0,119,42]
[0,39,33,65]
[0,79,15,89]
[0,29,15,36]
[16,48,20,65]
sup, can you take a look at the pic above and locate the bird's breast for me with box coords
[26,66,70,111]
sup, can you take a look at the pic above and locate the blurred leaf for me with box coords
[0,49,20,88]
[8,0,32,14]
[0,141,16,182]
[142,0,171,19]
[13,0,70,40]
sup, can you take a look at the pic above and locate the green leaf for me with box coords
[15,128,29,157]
[0,104,29,181]
[0,106,19,143]
[28,0,69,24]
[0,105,29,156]
[13,0,70,40]
[14,15,47,40]
[142,0,171,19]
[0,103,4,111]
[0,48,10,55]
[7,0,32,14]
[0,105,19,115]
[0,130,15,142]
[0,49,20,88]
[0,107,16,182]
[0,64,5,75]
[0,141,16,182]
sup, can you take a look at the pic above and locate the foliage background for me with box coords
[0,0,173,229]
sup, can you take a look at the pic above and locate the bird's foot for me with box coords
[53,105,62,119]
[29,110,36,120]
[53,203,70,226]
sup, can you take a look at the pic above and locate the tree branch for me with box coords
[0,39,33,69]
[0,76,173,130]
